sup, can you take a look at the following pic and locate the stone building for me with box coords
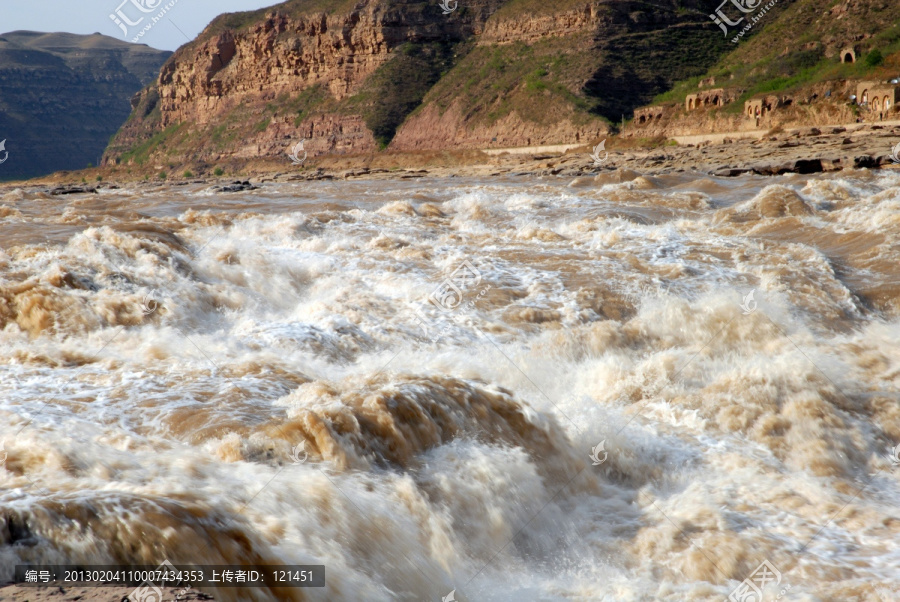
[633,106,666,125]
[840,46,856,63]
[685,88,737,111]
[856,81,879,105]
[856,81,899,117]
[743,95,790,125]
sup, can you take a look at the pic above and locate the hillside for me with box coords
[623,0,900,137]
[103,0,731,171]
[0,31,171,181]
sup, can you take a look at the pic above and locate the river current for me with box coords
[1,171,899,601]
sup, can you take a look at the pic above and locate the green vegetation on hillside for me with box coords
[587,24,730,122]
[350,41,463,148]
[419,34,608,129]
[650,3,900,110]
[118,122,185,165]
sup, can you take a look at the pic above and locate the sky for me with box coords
[1,0,283,51]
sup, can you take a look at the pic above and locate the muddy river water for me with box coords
[1,171,899,600]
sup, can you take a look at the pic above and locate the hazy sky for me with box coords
[2,0,283,51]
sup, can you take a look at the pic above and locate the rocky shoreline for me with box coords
[2,122,899,195]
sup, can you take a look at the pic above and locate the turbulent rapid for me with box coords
[1,170,900,601]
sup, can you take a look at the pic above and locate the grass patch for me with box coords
[351,41,462,148]
[119,122,185,166]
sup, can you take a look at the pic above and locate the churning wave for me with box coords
[2,171,900,600]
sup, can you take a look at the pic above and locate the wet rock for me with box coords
[594,168,642,184]
[821,158,843,172]
[711,167,752,177]
[792,158,824,174]
[567,176,594,187]
[751,159,822,175]
[854,155,879,169]
[216,180,259,192]
[49,185,98,195]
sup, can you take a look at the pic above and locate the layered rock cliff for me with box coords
[0,31,171,181]
[105,0,731,168]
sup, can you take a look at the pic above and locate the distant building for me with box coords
[840,46,856,63]
[685,88,736,111]
[856,81,880,105]
[856,81,898,116]
[743,95,790,125]
[633,106,666,125]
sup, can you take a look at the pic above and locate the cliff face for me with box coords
[108,0,511,166]
[0,31,171,181]
[105,0,731,168]
[393,0,730,151]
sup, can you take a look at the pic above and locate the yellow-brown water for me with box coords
[1,172,900,601]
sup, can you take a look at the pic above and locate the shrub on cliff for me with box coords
[865,49,884,66]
